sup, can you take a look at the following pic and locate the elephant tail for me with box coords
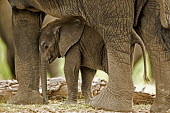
[132,29,150,82]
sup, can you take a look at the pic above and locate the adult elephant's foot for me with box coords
[150,99,170,112]
[8,90,44,104]
[91,87,133,112]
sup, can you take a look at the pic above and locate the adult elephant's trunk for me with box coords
[40,54,48,104]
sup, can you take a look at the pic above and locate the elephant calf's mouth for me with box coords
[46,55,54,64]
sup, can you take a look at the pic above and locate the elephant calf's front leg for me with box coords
[64,45,81,104]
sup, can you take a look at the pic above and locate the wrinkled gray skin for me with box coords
[39,17,148,104]
[7,0,170,112]
[7,8,45,105]
[0,0,15,79]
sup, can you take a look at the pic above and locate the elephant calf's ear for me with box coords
[59,19,85,57]
[53,26,61,35]
[53,26,61,41]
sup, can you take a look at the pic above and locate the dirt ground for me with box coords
[0,99,151,113]
[0,78,154,112]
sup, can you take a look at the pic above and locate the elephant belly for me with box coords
[79,41,105,71]
[78,25,107,72]
[81,57,103,71]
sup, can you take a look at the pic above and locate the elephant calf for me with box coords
[39,17,148,104]
[39,17,108,104]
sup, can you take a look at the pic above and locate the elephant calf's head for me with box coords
[39,20,61,64]
[39,17,85,64]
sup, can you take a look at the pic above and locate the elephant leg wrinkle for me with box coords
[91,84,133,112]
[8,8,44,104]
[91,41,134,112]
[150,52,170,112]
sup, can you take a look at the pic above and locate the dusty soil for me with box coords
[0,100,151,113]
[0,77,154,112]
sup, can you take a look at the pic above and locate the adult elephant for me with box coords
[7,0,170,112]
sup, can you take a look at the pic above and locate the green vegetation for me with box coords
[0,38,12,80]
[133,53,152,86]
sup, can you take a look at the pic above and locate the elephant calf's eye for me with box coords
[44,44,49,50]
[40,41,49,50]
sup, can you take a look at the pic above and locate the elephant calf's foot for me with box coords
[8,90,44,105]
[64,100,77,104]
[91,88,133,112]
[84,98,91,104]
[83,93,91,104]
[150,99,170,112]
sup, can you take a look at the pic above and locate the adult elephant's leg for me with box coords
[140,20,170,112]
[91,32,134,111]
[137,0,170,112]
[91,1,134,111]
[8,8,44,104]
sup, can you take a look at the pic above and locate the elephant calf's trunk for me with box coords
[40,55,48,104]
